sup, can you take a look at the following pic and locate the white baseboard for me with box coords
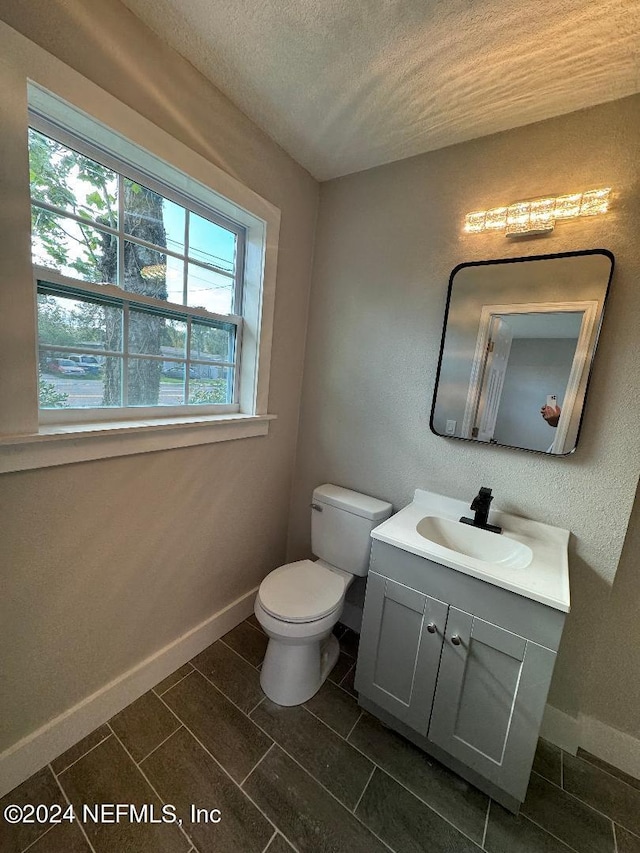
[541,704,640,780]
[0,587,257,799]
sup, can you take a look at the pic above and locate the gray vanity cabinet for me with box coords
[355,541,566,811]
[355,573,447,734]
[428,608,557,798]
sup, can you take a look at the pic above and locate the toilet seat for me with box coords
[258,560,346,623]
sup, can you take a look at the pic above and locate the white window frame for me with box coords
[0,39,280,474]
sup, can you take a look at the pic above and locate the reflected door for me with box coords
[475,317,512,442]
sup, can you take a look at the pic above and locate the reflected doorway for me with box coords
[462,301,599,454]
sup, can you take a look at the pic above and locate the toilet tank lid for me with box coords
[313,484,393,521]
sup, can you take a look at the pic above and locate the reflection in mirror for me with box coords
[431,250,614,455]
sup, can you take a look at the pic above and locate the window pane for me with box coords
[29,129,118,227]
[39,351,122,408]
[123,241,184,303]
[128,310,187,360]
[188,369,233,405]
[123,179,186,255]
[188,212,236,273]
[37,292,123,351]
[128,357,185,406]
[32,208,118,283]
[190,321,235,363]
[187,263,234,314]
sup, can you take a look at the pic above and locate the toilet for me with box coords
[255,484,392,706]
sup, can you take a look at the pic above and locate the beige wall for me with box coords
[288,95,640,736]
[0,1,318,751]
[588,483,640,736]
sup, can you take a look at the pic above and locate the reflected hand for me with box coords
[540,404,561,428]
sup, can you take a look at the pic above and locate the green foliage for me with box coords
[29,128,117,281]
[37,295,77,346]
[38,370,69,408]
[159,321,230,360]
[71,300,106,343]
[37,294,104,347]
[191,324,231,360]
[189,380,227,404]
[85,190,105,210]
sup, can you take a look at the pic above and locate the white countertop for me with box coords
[371,489,570,612]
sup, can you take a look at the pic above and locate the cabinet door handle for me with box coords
[451,634,462,646]
[426,622,437,634]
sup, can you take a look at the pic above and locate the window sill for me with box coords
[0,413,276,473]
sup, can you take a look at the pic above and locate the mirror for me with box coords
[430,249,614,455]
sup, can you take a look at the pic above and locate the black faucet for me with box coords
[460,487,502,534]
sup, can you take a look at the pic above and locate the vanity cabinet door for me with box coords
[428,608,556,800]
[355,572,448,735]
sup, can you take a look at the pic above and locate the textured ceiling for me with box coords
[121,0,640,180]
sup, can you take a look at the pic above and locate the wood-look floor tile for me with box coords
[0,766,66,853]
[221,622,268,667]
[577,750,640,793]
[142,727,273,853]
[532,739,562,786]
[251,699,373,809]
[348,712,488,843]
[110,691,180,762]
[339,665,357,698]
[617,826,640,853]
[192,640,264,713]
[304,679,361,738]
[50,725,112,774]
[155,664,194,696]
[333,623,347,640]
[243,745,388,853]
[265,833,297,852]
[162,671,272,782]
[522,772,615,853]
[338,628,360,659]
[563,752,640,836]
[245,614,264,633]
[485,800,575,853]
[356,768,482,853]
[27,820,92,852]
[328,653,353,685]
[58,735,189,853]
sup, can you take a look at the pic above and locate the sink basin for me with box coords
[415,516,533,569]
[369,489,570,611]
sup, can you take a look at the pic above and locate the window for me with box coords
[0,77,279,473]
[30,121,244,420]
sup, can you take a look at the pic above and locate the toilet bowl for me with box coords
[255,559,350,705]
[254,484,392,706]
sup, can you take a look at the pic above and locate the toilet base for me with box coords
[260,633,340,706]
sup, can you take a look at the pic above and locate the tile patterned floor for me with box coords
[2,620,640,853]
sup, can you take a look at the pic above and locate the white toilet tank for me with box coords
[311,484,393,576]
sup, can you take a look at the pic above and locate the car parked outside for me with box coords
[46,358,86,375]
[162,365,197,379]
[68,354,101,375]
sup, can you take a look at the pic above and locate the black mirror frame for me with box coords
[429,248,615,456]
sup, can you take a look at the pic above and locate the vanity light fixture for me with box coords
[464,188,611,236]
